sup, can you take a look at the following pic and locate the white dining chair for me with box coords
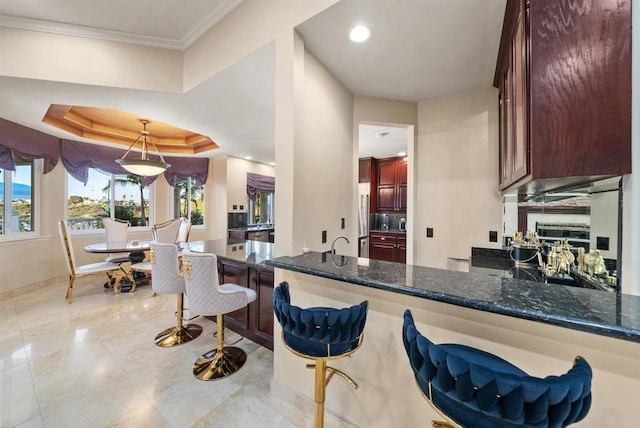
[130,219,181,289]
[102,217,131,263]
[58,220,122,303]
[177,217,192,243]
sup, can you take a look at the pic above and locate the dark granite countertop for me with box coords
[266,252,640,343]
[228,225,275,232]
[369,229,407,234]
[183,239,274,270]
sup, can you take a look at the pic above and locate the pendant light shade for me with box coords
[116,119,170,176]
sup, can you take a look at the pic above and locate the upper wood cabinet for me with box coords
[495,0,631,192]
[376,157,407,213]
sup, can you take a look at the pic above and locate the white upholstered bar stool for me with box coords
[181,249,257,380]
[150,241,202,347]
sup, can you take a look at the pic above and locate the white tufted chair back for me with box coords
[153,219,180,243]
[103,218,129,242]
[177,217,191,243]
[181,250,255,317]
[150,241,185,295]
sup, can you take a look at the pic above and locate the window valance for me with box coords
[61,139,209,187]
[0,117,59,173]
[247,172,275,201]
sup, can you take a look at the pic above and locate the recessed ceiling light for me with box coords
[269,162,275,166]
[398,151,407,156]
[349,25,370,43]
[245,156,252,160]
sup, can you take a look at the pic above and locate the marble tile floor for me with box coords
[1,277,355,428]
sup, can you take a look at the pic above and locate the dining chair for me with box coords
[154,219,181,243]
[58,220,122,303]
[130,219,181,288]
[177,217,192,243]
[102,217,131,263]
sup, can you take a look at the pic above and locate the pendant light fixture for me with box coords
[116,119,170,176]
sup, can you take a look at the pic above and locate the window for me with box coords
[173,176,204,225]
[248,189,274,225]
[67,168,151,230]
[0,158,35,236]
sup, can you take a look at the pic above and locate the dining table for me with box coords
[84,239,152,293]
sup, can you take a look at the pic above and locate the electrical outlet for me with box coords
[426,228,434,238]
[596,236,610,251]
[489,231,498,242]
[322,230,327,243]
[239,205,244,210]
[341,218,345,229]
[232,204,237,210]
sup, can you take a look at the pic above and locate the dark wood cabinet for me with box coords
[495,0,631,192]
[359,158,372,183]
[375,157,407,213]
[228,228,274,243]
[370,231,406,264]
[217,259,274,350]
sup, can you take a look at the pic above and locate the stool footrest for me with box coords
[305,363,358,389]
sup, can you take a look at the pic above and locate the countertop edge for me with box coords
[266,258,640,344]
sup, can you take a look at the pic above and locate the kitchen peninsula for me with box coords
[184,239,275,349]
[267,252,640,427]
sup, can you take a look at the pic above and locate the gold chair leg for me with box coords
[65,276,74,303]
[154,293,202,347]
[193,314,247,380]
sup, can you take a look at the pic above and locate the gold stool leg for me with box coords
[193,314,247,380]
[155,293,202,347]
[314,359,327,428]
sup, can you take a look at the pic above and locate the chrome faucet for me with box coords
[331,235,350,255]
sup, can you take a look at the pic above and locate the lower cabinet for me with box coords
[369,232,406,264]
[216,259,274,350]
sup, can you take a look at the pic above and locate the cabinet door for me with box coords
[219,261,250,329]
[359,158,372,183]
[397,159,408,212]
[369,234,396,262]
[376,159,397,212]
[396,236,407,264]
[511,7,528,182]
[252,268,274,349]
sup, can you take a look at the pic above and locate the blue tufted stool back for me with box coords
[402,309,592,428]
[273,281,368,358]
[273,282,368,428]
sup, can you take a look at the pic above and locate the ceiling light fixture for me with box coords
[349,25,371,43]
[116,119,171,177]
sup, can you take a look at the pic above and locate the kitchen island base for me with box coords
[272,270,640,428]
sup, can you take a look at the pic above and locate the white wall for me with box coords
[415,87,503,268]
[590,191,619,260]
[0,28,182,91]
[226,156,275,213]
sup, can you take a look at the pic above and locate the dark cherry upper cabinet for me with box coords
[495,0,631,192]
[376,157,407,212]
[359,158,372,183]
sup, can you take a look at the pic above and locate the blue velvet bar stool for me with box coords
[273,282,368,428]
[402,309,592,428]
